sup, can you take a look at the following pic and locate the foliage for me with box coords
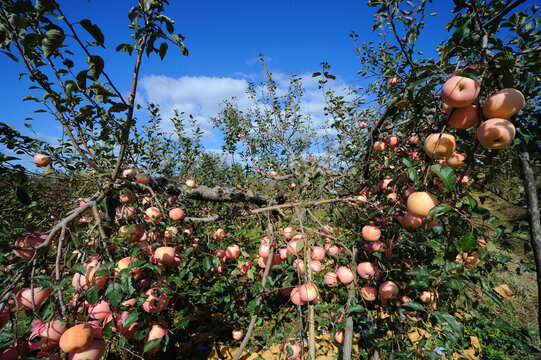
[0,0,539,359]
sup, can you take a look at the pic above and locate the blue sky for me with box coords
[1,0,461,166]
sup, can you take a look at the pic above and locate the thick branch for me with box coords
[152,177,268,206]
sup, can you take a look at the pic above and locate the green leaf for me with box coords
[436,312,464,337]
[430,164,456,191]
[203,257,211,271]
[443,262,463,273]
[143,338,162,353]
[79,19,105,47]
[461,232,476,252]
[158,42,168,60]
[42,28,65,58]
[87,55,104,80]
[176,317,189,329]
[407,167,418,182]
[1,51,19,63]
[76,70,88,90]
[427,203,451,219]
[85,285,99,305]
[123,312,140,327]
[119,271,136,296]
[109,102,129,112]
[105,282,123,306]
[400,301,427,312]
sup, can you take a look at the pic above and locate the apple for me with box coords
[423,133,456,158]
[420,291,435,303]
[362,225,381,242]
[143,288,170,313]
[135,173,150,185]
[213,228,226,241]
[88,300,111,320]
[299,283,319,302]
[357,262,376,279]
[476,118,516,149]
[271,171,278,177]
[290,287,305,306]
[59,323,94,353]
[373,141,386,152]
[334,330,345,344]
[122,168,136,178]
[33,154,51,167]
[311,246,325,261]
[407,192,438,218]
[144,324,166,355]
[324,272,338,286]
[144,207,162,224]
[359,121,368,129]
[379,281,399,300]
[13,232,47,259]
[185,178,196,188]
[119,189,135,204]
[386,135,398,148]
[441,76,480,108]
[448,105,479,129]
[225,244,240,259]
[282,338,302,359]
[336,266,355,284]
[360,286,378,301]
[16,287,52,310]
[482,88,525,119]
[232,329,244,341]
[445,151,466,168]
[407,134,420,145]
[283,226,296,238]
[153,247,176,266]
[388,77,399,85]
[169,208,185,221]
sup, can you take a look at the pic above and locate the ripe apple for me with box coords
[476,118,516,149]
[361,286,378,301]
[144,324,166,355]
[213,228,226,241]
[324,272,338,286]
[359,121,368,129]
[143,288,170,313]
[290,287,304,306]
[59,323,94,353]
[357,262,376,279]
[154,247,176,266]
[311,246,325,261]
[336,266,355,284]
[482,88,525,119]
[388,77,399,85]
[373,141,386,152]
[232,329,244,341]
[407,134,420,145]
[135,173,149,185]
[386,135,398,148]
[423,133,456,158]
[448,104,479,129]
[420,291,435,303]
[169,208,185,221]
[185,178,196,188]
[441,76,480,108]
[88,300,111,320]
[299,283,319,302]
[407,192,438,218]
[362,225,381,242]
[445,151,466,168]
[144,207,162,224]
[379,281,399,300]
[122,168,136,178]
[271,171,278,177]
[16,287,52,310]
[226,244,240,259]
[119,189,135,204]
[33,154,51,167]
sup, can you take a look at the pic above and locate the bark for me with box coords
[343,246,358,360]
[517,146,541,335]
[152,177,268,205]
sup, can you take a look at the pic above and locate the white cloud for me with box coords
[137,71,353,151]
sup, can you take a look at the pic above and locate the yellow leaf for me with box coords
[493,284,514,299]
